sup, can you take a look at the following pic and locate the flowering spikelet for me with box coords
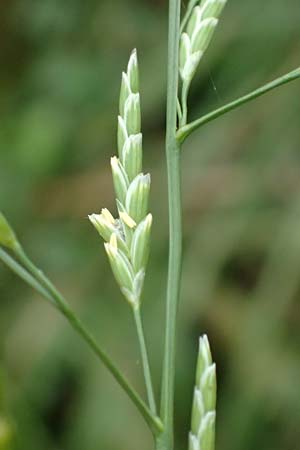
[180,0,227,83]
[188,335,217,450]
[89,50,152,308]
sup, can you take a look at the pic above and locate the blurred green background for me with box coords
[1,0,300,449]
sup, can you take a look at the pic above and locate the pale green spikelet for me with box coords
[189,335,217,450]
[88,210,128,255]
[89,50,152,308]
[201,0,227,20]
[119,72,132,117]
[180,0,227,83]
[125,173,150,223]
[124,93,141,135]
[127,49,139,93]
[179,33,203,83]
[121,269,145,307]
[104,234,135,294]
[89,210,115,242]
[111,156,130,204]
[196,333,213,384]
[0,212,20,252]
[117,116,128,158]
[122,134,143,181]
[131,213,152,273]
[191,18,218,56]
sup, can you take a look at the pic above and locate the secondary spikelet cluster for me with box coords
[89,50,152,308]
[189,335,217,450]
[180,0,227,83]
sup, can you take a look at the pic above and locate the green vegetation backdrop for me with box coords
[0,1,299,449]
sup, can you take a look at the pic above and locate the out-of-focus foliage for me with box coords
[0,1,300,449]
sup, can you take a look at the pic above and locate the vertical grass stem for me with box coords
[159,0,182,448]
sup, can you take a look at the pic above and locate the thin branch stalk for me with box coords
[133,307,157,415]
[7,246,163,436]
[0,247,54,304]
[177,67,300,143]
[180,79,191,127]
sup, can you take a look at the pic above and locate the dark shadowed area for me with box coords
[0,1,300,449]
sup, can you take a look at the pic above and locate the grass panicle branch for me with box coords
[0,247,54,305]
[133,308,157,415]
[89,49,152,309]
[89,50,157,416]
[0,221,162,436]
[179,0,227,126]
[177,66,300,143]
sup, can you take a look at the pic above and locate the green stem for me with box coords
[177,98,183,124]
[133,307,157,415]
[0,247,54,304]
[56,304,162,436]
[160,0,182,448]
[7,245,162,436]
[177,66,300,143]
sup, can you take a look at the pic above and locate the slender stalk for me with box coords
[7,245,163,436]
[56,302,162,437]
[133,307,157,415]
[0,247,54,304]
[159,0,182,448]
[177,66,300,143]
[177,98,183,124]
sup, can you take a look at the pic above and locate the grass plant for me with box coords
[1,1,300,449]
